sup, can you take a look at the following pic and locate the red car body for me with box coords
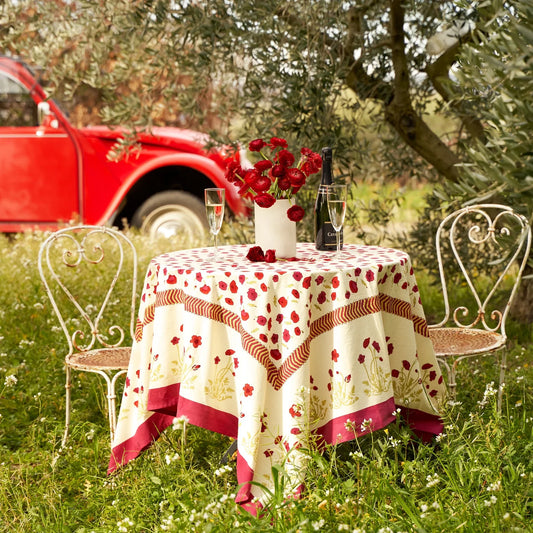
[0,55,247,236]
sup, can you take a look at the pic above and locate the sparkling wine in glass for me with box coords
[204,188,225,259]
[326,184,347,257]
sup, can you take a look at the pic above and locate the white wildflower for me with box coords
[165,453,180,465]
[483,495,497,507]
[117,517,134,532]
[172,415,189,430]
[214,464,232,477]
[349,450,364,459]
[160,514,175,531]
[4,375,17,387]
[360,418,373,432]
[426,473,440,488]
[487,480,501,492]
[478,382,497,407]
[388,436,401,448]
[312,518,325,530]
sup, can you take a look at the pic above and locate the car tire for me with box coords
[132,190,207,240]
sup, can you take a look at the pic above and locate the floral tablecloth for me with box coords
[109,243,445,511]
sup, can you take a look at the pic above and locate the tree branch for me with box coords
[426,40,486,141]
[386,0,460,182]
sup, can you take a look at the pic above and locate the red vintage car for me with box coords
[0,55,247,238]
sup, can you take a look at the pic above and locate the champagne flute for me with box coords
[204,188,225,259]
[326,184,347,257]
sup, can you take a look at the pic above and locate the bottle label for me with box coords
[316,222,343,250]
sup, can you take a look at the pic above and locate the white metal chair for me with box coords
[38,226,137,446]
[428,204,531,410]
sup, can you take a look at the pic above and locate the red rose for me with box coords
[251,175,272,193]
[270,164,285,177]
[287,168,306,188]
[254,193,276,208]
[243,383,254,396]
[243,168,260,185]
[269,137,288,148]
[277,177,291,190]
[246,246,265,262]
[277,149,295,167]
[300,148,322,175]
[254,159,273,172]
[265,249,276,263]
[287,205,305,222]
[224,159,243,182]
[249,139,266,152]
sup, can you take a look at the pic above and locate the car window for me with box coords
[0,72,38,127]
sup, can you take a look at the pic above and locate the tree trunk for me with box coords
[383,102,460,182]
[511,265,533,324]
[385,0,461,183]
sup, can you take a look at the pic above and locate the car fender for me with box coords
[96,152,246,225]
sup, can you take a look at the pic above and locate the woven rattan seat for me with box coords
[39,226,138,448]
[429,328,504,357]
[67,347,132,371]
[428,204,531,411]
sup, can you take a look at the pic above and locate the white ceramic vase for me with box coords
[254,199,297,258]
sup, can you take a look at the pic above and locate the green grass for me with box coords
[0,227,531,532]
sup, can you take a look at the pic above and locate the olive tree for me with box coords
[430,0,533,321]
[0,1,479,177]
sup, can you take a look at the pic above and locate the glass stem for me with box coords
[336,230,341,256]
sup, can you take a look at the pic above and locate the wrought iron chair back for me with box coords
[38,225,138,447]
[429,204,531,409]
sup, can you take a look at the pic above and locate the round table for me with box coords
[109,243,445,512]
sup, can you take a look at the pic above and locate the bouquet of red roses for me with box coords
[224,137,322,222]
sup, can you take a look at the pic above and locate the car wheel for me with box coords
[132,191,207,240]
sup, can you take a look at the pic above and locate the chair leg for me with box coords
[448,359,459,400]
[109,370,127,447]
[62,366,72,448]
[105,377,117,446]
[436,356,455,401]
[497,349,507,413]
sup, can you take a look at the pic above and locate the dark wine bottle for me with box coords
[314,147,342,251]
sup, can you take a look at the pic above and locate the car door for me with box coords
[0,71,79,227]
